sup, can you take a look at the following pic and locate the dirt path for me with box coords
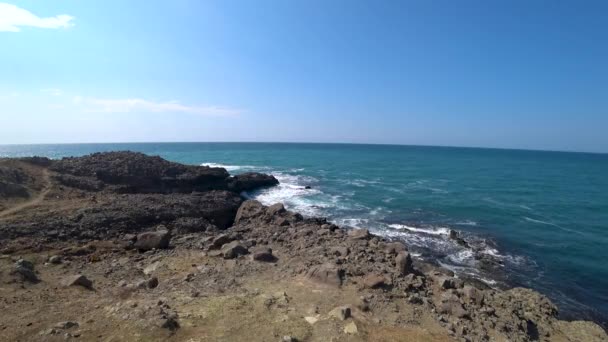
[0,169,51,219]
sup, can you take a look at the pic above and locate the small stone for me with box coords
[54,321,79,329]
[344,321,358,334]
[147,277,159,289]
[251,247,276,262]
[63,275,93,289]
[160,317,179,331]
[143,261,161,275]
[356,296,370,312]
[48,255,62,264]
[329,306,351,320]
[210,234,232,249]
[304,316,319,324]
[282,336,296,342]
[14,260,39,283]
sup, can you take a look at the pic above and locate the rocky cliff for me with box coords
[0,152,605,342]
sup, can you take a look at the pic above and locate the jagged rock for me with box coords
[403,274,425,291]
[51,151,230,194]
[305,263,343,287]
[348,228,370,240]
[384,241,407,255]
[267,203,286,216]
[554,321,608,342]
[438,293,469,318]
[234,200,266,224]
[63,275,93,289]
[220,241,248,259]
[395,251,413,275]
[251,246,276,262]
[134,230,171,250]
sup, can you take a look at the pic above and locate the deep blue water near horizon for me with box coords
[1,142,607,327]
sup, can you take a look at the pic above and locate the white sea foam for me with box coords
[200,162,254,172]
[388,224,451,236]
[455,220,478,226]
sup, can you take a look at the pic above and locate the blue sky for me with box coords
[0,1,607,152]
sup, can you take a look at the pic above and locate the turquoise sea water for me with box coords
[1,142,607,326]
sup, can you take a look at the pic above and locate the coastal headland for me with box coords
[0,152,605,341]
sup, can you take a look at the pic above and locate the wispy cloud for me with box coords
[72,96,241,116]
[41,88,63,96]
[0,3,74,32]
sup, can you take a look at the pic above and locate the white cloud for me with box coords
[72,96,241,116]
[41,88,63,96]
[0,3,74,32]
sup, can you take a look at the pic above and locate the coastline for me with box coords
[0,151,606,341]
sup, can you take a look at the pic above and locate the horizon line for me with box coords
[0,140,606,156]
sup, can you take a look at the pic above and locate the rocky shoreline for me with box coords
[0,152,606,341]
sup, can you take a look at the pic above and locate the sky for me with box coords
[0,1,607,152]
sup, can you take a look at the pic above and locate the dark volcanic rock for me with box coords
[227,172,279,193]
[51,151,230,194]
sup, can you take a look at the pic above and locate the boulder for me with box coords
[348,228,370,240]
[395,251,413,275]
[251,247,276,262]
[234,200,266,224]
[134,230,171,250]
[305,263,343,287]
[267,203,286,216]
[220,241,249,259]
[63,275,93,289]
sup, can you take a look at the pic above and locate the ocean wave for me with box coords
[455,220,478,226]
[388,224,451,236]
[200,162,255,172]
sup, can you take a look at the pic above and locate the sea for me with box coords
[1,142,607,327]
